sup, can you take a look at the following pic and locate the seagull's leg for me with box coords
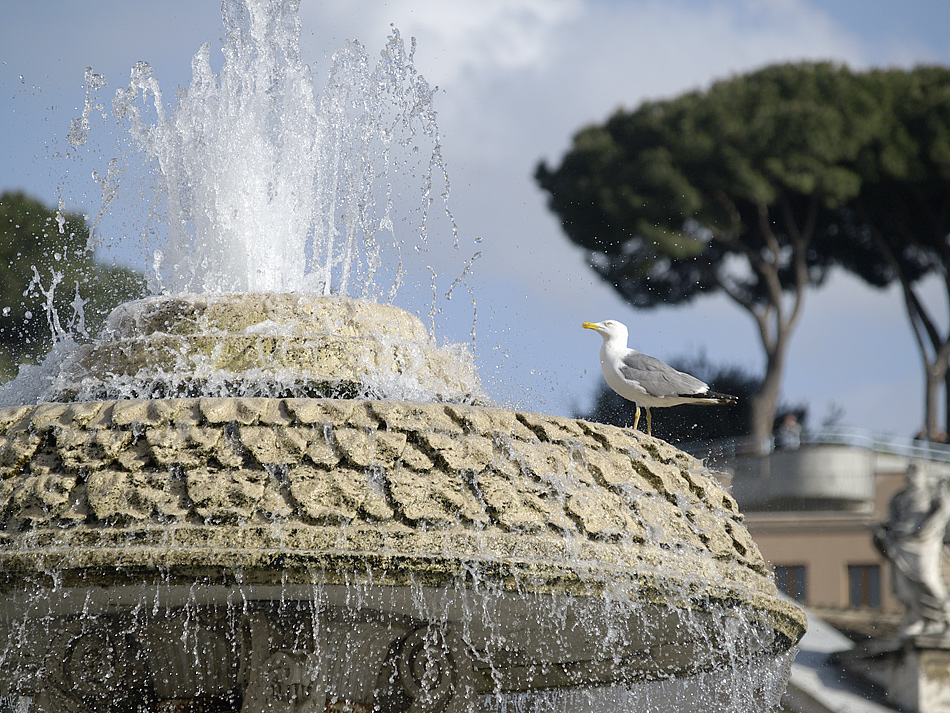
[633,405,641,431]
[646,407,652,436]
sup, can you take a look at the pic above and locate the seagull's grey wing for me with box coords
[618,352,708,397]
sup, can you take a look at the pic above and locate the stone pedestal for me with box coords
[890,642,950,713]
[835,637,950,712]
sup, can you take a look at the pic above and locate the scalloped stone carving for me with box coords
[0,396,804,649]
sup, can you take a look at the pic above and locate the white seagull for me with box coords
[582,320,737,436]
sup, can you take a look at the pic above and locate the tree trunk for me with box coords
[944,368,950,437]
[714,197,810,453]
[863,223,950,443]
[926,353,950,440]
[925,364,941,440]
[922,348,949,440]
[918,341,950,441]
[749,337,788,453]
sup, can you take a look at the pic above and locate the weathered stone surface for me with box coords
[188,468,266,522]
[111,399,165,427]
[387,464,487,527]
[397,442,434,471]
[444,405,538,442]
[374,430,408,466]
[240,426,309,466]
[582,448,650,491]
[50,294,482,405]
[304,428,342,467]
[9,472,76,514]
[516,412,586,444]
[421,432,493,472]
[288,464,393,523]
[0,396,806,649]
[87,469,189,522]
[333,428,378,468]
[565,486,640,540]
[0,397,750,538]
[0,430,42,474]
[369,401,464,435]
[105,293,430,342]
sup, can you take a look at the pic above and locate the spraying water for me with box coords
[75,0,455,299]
[2,0,474,408]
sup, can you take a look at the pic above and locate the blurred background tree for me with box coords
[839,66,950,440]
[0,191,145,380]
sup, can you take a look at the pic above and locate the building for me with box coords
[692,431,950,632]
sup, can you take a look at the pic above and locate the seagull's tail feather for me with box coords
[685,391,739,406]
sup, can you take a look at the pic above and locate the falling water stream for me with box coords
[0,1,805,711]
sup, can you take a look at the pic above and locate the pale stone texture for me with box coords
[0,396,805,647]
[44,293,482,405]
[0,295,805,708]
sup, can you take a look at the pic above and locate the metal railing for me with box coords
[679,427,950,464]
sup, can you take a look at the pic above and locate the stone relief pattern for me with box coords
[0,398,760,571]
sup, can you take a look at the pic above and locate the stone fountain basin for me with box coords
[0,396,804,694]
[44,293,480,403]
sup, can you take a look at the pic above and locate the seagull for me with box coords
[582,320,737,436]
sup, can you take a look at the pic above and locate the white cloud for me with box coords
[384,0,583,81]
[300,0,582,87]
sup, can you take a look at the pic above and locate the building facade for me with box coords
[698,433,950,624]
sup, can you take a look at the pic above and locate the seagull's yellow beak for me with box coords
[582,322,599,331]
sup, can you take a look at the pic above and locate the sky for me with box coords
[2,0,950,438]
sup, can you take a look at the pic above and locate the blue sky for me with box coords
[3,0,950,436]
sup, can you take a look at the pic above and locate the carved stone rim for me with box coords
[0,396,807,652]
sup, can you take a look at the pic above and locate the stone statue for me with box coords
[874,462,950,637]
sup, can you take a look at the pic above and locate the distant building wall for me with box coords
[744,509,900,612]
[702,436,950,614]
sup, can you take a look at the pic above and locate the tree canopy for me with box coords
[537,62,949,443]
[0,191,145,379]
[845,67,950,437]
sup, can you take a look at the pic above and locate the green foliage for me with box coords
[847,67,950,283]
[536,62,881,310]
[0,191,146,379]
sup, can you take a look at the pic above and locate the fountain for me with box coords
[0,2,805,711]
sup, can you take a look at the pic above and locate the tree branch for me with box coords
[754,202,786,326]
[867,221,937,360]
[780,195,817,331]
[716,271,775,354]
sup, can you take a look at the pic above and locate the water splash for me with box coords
[83,0,454,299]
[0,569,794,712]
